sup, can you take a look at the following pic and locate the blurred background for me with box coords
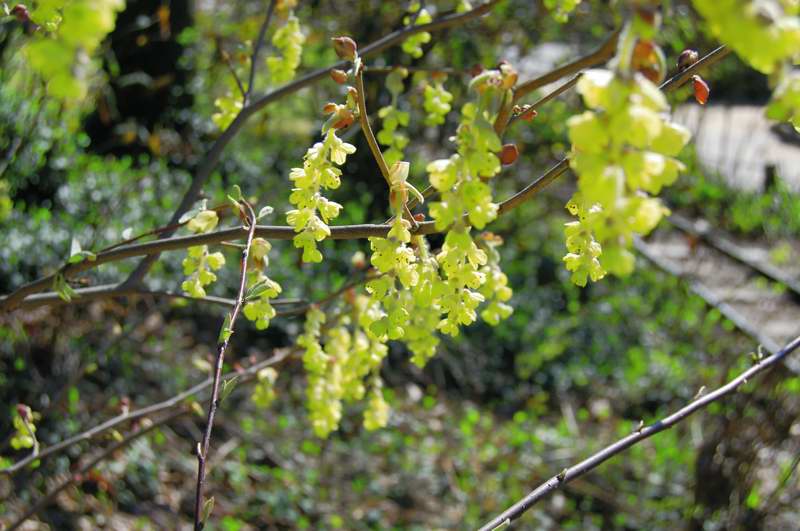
[1,0,799,529]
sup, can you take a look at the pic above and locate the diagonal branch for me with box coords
[246,0,277,102]
[477,333,800,531]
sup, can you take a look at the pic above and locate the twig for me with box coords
[193,200,259,529]
[246,0,277,102]
[3,282,304,311]
[353,59,418,230]
[222,50,247,100]
[118,0,501,290]
[478,334,800,531]
[5,410,184,531]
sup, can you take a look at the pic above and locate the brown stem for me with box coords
[192,201,259,530]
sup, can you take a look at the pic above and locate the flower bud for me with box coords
[16,403,30,422]
[11,4,30,22]
[519,106,538,122]
[332,36,357,61]
[330,69,348,84]
[677,49,699,71]
[500,143,519,165]
[692,75,709,105]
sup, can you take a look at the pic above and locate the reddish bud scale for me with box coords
[500,144,519,165]
[520,107,538,122]
[16,403,29,421]
[692,75,709,105]
[413,213,426,222]
[330,69,348,84]
[11,4,30,22]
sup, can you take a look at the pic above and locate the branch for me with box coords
[246,0,277,102]
[119,0,501,289]
[8,282,304,311]
[0,349,290,478]
[513,29,621,102]
[193,201,258,529]
[5,410,184,531]
[478,334,800,531]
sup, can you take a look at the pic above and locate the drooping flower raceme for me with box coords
[286,129,355,263]
[181,209,226,298]
[564,69,690,286]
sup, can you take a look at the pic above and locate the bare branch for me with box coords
[246,0,277,102]
[192,201,259,529]
[478,334,800,531]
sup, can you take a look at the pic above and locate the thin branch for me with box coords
[0,350,290,478]
[478,334,800,531]
[6,410,184,531]
[354,59,418,230]
[8,282,303,311]
[246,0,277,102]
[193,201,258,529]
[513,28,621,102]
[119,0,501,289]
[222,50,247,100]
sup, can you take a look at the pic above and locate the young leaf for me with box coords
[218,314,233,343]
[201,496,215,524]
[220,376,239,403]
[257,205,274,220]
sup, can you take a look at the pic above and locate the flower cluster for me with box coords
[693,0,800,131]
[401,3,432,58]
[377,68,410,166]
[286,128,355,263]
[251,367,278,408]
[424,65,514,335]
[266,12,305,84]
[181,209,226,298]
[365,162,422,340]
[544,0,582,22]
[563,17,691,286]
[478,233,513,326]
[242,238,283,330]
[423,75,453,126]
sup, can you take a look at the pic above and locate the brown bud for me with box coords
[519,106,538,122]
[413,213,426,222]
[692,75,709,105]
[499,143,519,165]
[322,102,338,115]
[469,64,484,77]
[330,69,348,84]
[332,36,357,61]
[677,49,699,71]
[332,110,355,129]
[11,4,30,23]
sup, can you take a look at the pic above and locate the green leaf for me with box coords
[220,376,239,403]
[201,496,215,524]
[218,314,233,343]
[257,205,274,220]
